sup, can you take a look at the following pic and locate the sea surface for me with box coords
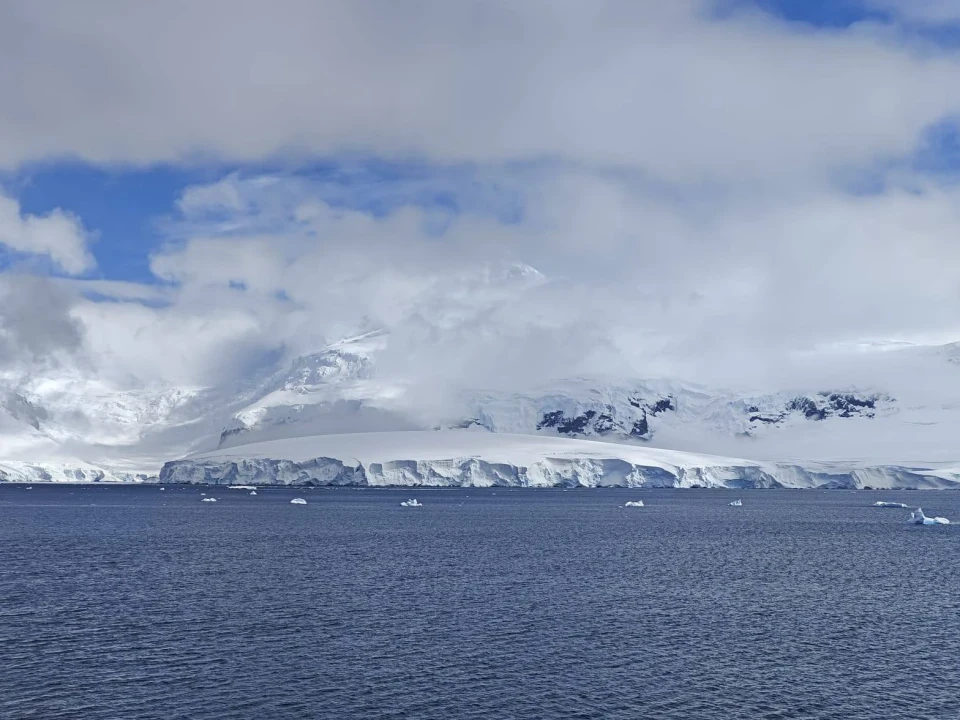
[1,485,958,720]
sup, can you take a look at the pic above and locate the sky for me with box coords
[4,0,960,394]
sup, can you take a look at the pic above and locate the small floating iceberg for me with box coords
[159,487,165,491]
[400,498,422,507]
[290,498,307,505]
[874,501,909,508]
[729,499,742,507]
[201,497,217,503]
[909,507,950,525]
[227,485,256,490]
[623,500,644,507]
[249,490,257,496]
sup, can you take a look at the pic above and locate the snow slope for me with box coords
[9,329,960,485]
[206,333,960,467]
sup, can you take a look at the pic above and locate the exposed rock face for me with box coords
[525,394,676,441]
[745,392,887,429]
[2,393,48,430]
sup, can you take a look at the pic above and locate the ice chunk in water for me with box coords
[909,507,950,525]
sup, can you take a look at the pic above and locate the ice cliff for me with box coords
[157,431,960,489]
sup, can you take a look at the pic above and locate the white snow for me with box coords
[12,330,960,489]
[154,430,960,489]
[0,458,150,484]
[192,430,756,471]
[290,497,307,504]
[162,430,766,488]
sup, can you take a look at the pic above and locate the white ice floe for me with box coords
[624,500,644,507]
[729,499,742,506]
[226,485,256,490]
[400,498,422,507]
[249,490,257,496]
[874,501,909,508]
[159,487,165,491]
[290,497,307,504]
[201,497,217,503]
[908,507,950,525]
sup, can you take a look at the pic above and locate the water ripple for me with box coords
[1,486,958,719]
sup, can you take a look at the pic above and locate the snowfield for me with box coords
[9,330,960,488]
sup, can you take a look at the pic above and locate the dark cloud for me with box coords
[0,275,84,368]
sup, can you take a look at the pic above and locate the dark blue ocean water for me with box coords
[1,485,958,720]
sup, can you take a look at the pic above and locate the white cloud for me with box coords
[0,194,95,274]
[6,2,960,398]
[0,1,959,184]
[58,170,950,394]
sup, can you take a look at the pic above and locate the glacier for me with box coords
[156,431,960,489]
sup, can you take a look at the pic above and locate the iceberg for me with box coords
[729,499,742,506]
[400,498,422,507]
[908,507,950,525]
[623,500,644,507]
[874,501,909,508]
[290,497,307,505]
[249,490,257,496]
[201,497,217,503]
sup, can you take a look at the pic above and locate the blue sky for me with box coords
[715,0,893,27]
[2,160,528,284]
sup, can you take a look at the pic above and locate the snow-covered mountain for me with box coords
[205,333,960,468]
[6,329,960,486]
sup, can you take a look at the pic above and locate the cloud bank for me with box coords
[0,0,958,182]
[4,0,960,400]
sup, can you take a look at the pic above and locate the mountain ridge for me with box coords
[5,330,960,484]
